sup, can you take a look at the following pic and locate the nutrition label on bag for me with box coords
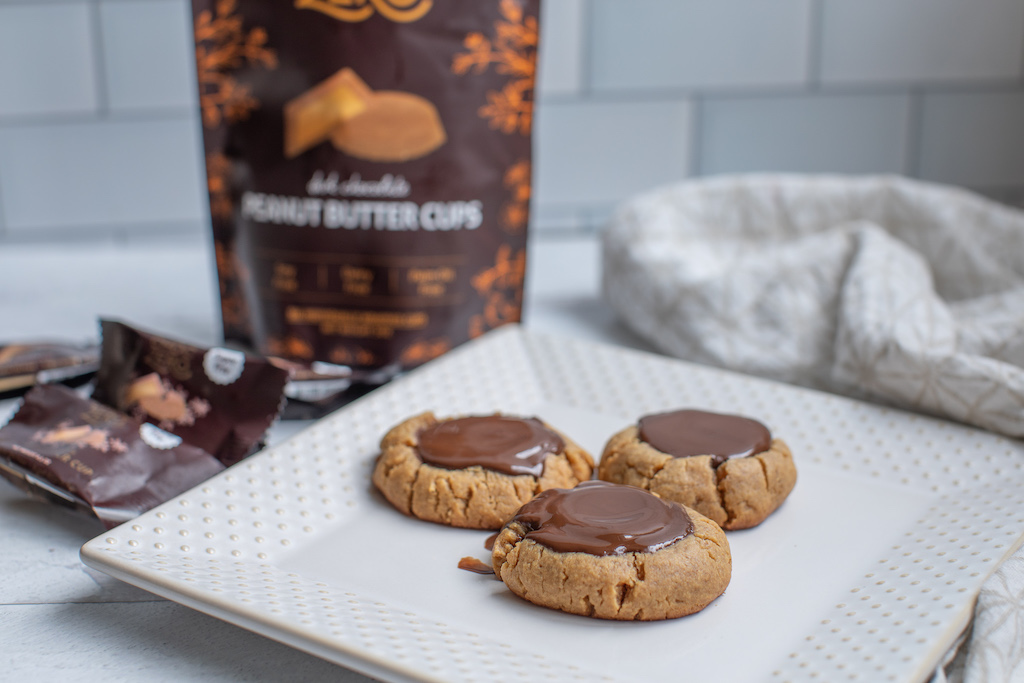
[257,249,466,303]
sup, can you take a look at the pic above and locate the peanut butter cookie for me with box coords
[492,481,731,620]
[597,409,796,530]
[372,412,593,529]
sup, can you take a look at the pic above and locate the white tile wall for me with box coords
[533,100,692,208]
[589,0,812,91]
[536,0,584,97]
[699,93,911,176]
[0,118,204,232]
[0,0,1023,242]
[0,2,97,118]
[819,0,1024,85]
[99,0,196,111]
[918,91,1024,186]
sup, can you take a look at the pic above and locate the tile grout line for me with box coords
[0,167,7,239]
[88,0,111,117]
[578,0,593,98]
[0,0,96,5]
[0,219,204,245]
[806,0,824,90]
[688,93,704,178]
[904,89,925,179]
[539,79,1024,107]
[0,107,196,129]
[1019,5,1024,83]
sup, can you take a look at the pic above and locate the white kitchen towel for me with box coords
[962,551,1024,683]
[602,174,1024,438]
[602,174,1024,681]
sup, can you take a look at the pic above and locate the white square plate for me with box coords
[81,326,1024,683]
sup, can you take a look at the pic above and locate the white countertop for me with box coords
[0,233,658,683]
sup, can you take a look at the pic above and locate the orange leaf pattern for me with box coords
[205,152,232,220]
[194,0,278,128]
[500,159,531,233]
[452,0,537,135]
[213,241,251,330]
[469,244,526,338]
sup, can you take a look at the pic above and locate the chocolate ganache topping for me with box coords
[416,415,563,477]
[638,409,771,468]
[509,481,693,556]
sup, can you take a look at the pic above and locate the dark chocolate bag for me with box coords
[192,0,539,374]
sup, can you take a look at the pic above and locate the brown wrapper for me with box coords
[92,320,289,466]
[0,341,99,395]
[193,0,539,377]
[0,384,224,527]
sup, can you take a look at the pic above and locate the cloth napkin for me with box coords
[601,174,1024,680]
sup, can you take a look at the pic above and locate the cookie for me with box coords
[491,480,731,620]
[597,409,796,530]
[372,412,594,529]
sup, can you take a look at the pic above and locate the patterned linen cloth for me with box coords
[602,174,1024,437]
[601,174,1024,680]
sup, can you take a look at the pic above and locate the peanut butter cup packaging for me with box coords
[0,385,224,527]
[92,320,289,466]
[191,0,539,376]
[0,341,99,395]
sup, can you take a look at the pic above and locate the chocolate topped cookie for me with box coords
[639,409,770,466]
[598,409,796,530]
[372,412,593,529]
[416,415,563,477]
[492,481,730,620]
[508,480,694,555]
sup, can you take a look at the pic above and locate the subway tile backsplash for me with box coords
[99,0,197,111]
[2,0,1024,242]
[819,0,1024,85]
[589,0,812,91]
[918,91,1024,186]
[0,118,204,233]
[699,93,911,176]
[534,99,692,207]
[0,3,97,118]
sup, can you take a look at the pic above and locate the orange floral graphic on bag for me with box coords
[295,0,432,23]
[500,159,531,233]
[265,335,315,360]
[214,241,251,330]
[400,338,450,366]
[206,152,232,220]
[469,244,526,338]
[452,0,537,135]
[194,0,278,128]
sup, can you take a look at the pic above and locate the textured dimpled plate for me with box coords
[81,326,1024,683]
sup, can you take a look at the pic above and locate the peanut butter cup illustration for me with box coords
[284,67,372,158]
[373,412,593,529]
[34,422,127,454]
[284,67,446,161]
[123,372,212,430]
[330,90,446,162]
[598,409,797,530]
